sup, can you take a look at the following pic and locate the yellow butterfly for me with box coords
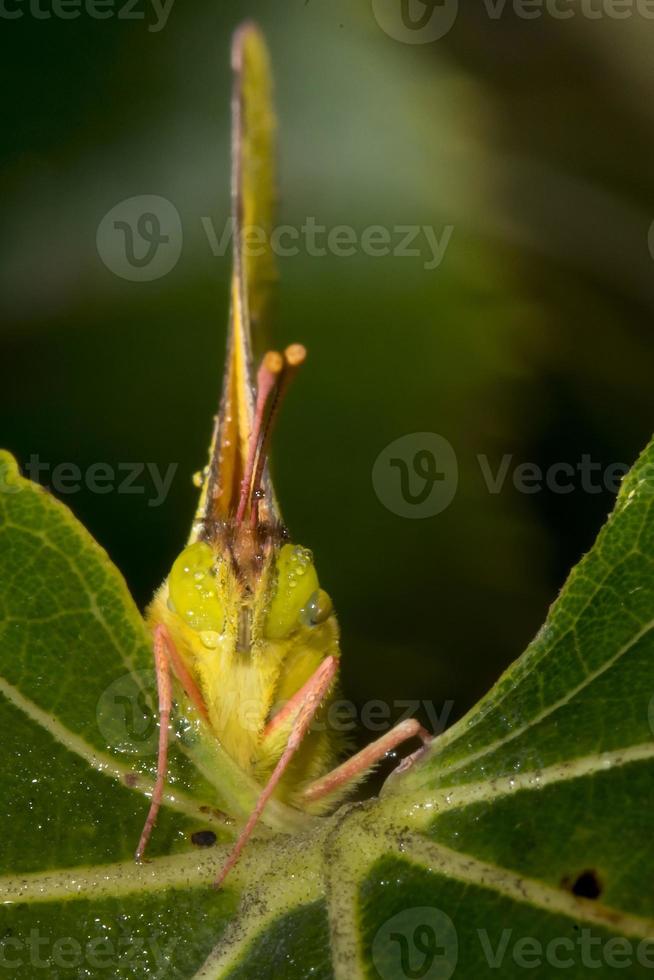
[136,21,430,887]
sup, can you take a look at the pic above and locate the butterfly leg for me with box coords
[214,654,339,889]
[301,717,432,806]
[135,624,172,862]
[135,624,209,862]
[157,624,210,725]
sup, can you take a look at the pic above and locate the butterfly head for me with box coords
[163,343,334,655]
[166,537,333,654]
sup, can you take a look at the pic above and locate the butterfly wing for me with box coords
[195,23,278,533]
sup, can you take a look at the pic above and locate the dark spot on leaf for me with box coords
[199,804,228,820]
[562,869,603,899]
[191,830,217,847]
[123,773,139,788]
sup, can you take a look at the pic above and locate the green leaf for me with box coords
[1,440,653,978]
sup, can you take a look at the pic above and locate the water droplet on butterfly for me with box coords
[199,630,220,649]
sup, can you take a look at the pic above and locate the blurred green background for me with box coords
[2,0,654,762]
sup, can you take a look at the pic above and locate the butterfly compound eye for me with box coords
[264,543,322,639]
[168,541,225,634]
[300,589,333,627]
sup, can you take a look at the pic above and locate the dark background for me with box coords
[2,0,653,756]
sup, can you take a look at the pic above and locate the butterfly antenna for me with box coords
[250,344,306,528]
[235,350,284,525]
